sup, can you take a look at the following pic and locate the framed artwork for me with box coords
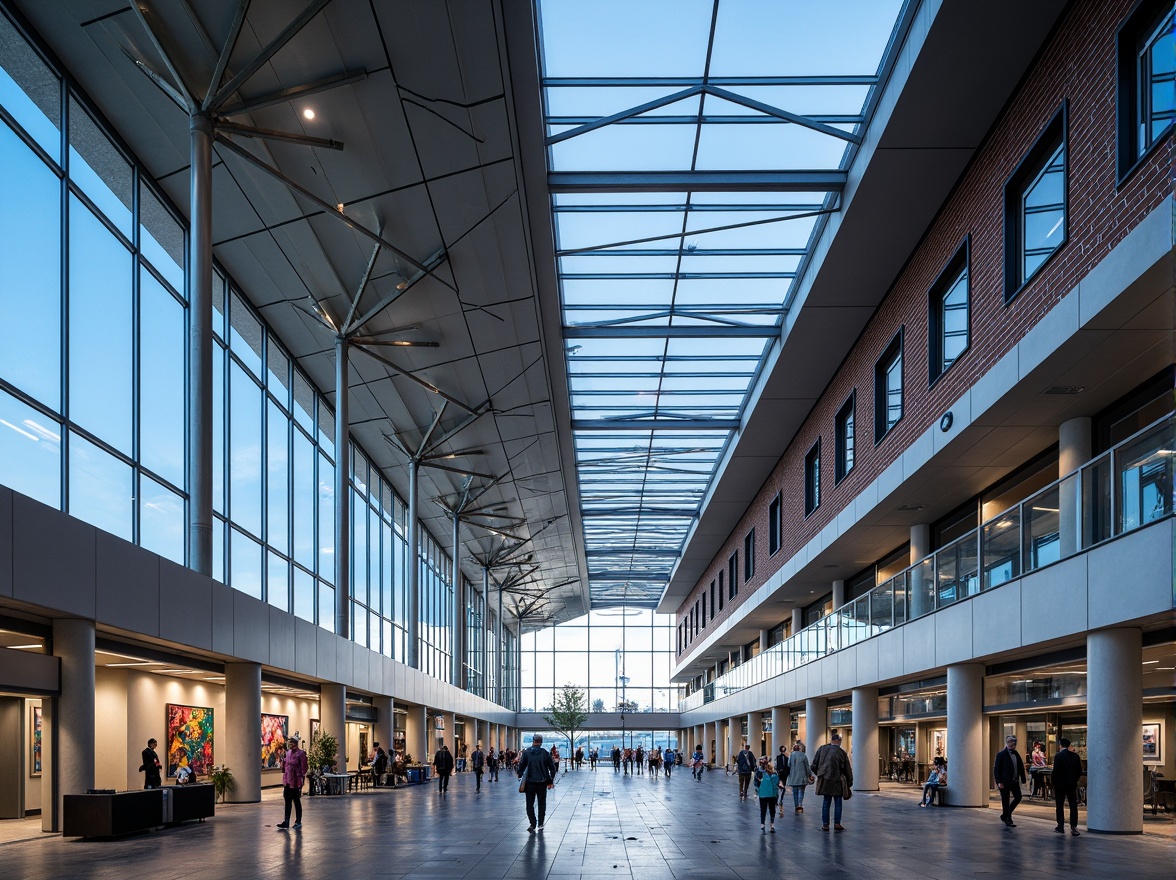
[310,718,320,745]
[1142,722,1161,764]
[261,713,289,770]
[31,705,42,776]
[166,704,214,777]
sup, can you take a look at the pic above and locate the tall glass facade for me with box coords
[0,7,492,692]
[520,609,677,713]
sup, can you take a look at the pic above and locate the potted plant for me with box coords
[306,730,338,796]
[208,764,235,803]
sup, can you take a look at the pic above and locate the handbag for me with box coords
[842,779,853,800]
[518,780,526,793]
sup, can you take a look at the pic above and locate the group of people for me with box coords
[994,734,1084,835]
[725,735,852,832]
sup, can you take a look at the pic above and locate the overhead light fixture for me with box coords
[7,643,43,650]
[303,108,316,120]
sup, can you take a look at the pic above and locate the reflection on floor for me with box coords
[1,766,1174,878]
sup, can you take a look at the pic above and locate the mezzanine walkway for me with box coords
[3,765,1174,880]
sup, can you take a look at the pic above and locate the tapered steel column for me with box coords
[335,335,350,638]
[407,459,420,669]
[481,566,490,697]
[496,585,504,704]
[188,115,214,575]
[451,512,461,687]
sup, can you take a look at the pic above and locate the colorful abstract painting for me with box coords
[31,705,42,775]
[310,718,320,745]
[261,713,289,770]
[166,703,214,778]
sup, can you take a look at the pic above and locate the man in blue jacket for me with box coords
[517,734,556,832]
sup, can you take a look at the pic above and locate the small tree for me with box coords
[591,698,605,713]
[544,684,588,768]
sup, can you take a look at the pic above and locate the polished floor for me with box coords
[4,765,1175,880]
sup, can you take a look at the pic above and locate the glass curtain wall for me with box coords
[520,608,676,713]
[0,8,474,683]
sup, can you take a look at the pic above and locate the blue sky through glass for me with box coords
[538,0,911,607]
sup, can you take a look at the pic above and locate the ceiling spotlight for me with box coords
[303,108,316,120]
[336,203,345,213]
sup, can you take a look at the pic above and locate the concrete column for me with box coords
[404,704,427,766]
[851,687,878,791]
[758,629,769,653]
[946,663,986,807]
[437,712,454,760]
[727,715,740,760]
[908,523,932,617]
[406,459,420,669]
[451,512,462,688]
[495,588,504,705]
[771,706,788,759]
[334,335,350,638]
[706,720,718,763]
[804,697,827,751]
[693,725,703,755]
[747,712,763,758]
[320,684,347,768]
[187,114,213,575]
[224,662,261,802]
[51,619,94,830]
[374,696,394,755]
[1059,417,1092,556]
[831,580,845,610]
[1087,628,1143,833]
[791,607,804,636]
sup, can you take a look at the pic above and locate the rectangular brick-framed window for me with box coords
[718,570,724,610]
[928,238,970,385]
[710,579,716,617]
[768,492,781,555]
[1116,0,1175,182]
[701,589,707,627]
[728,552,738,599]
[743,529,755,581]
[804,440,821,516]
[835,392,855,484]
[1004,103,1067,302]
[874,328,904,444]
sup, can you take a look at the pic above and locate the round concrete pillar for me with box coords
[805,697,827,751]
[946,663,986,806]
[851,687,878,791]
[224,662,261,802]
[747,711,764,758]
[320,684,347,767]
[1087,628,1142,833]
[771,706,788,758]
[53,619,95,816]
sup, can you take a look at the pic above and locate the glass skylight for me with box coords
[537,0,912,607]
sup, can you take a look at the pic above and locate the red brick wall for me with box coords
[676,0,1172,664]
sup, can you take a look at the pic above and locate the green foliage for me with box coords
[307,730,338,773]
[208,764,235,803]
[544,684,588,756]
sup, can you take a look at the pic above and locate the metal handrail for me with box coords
[679,412,1175,711]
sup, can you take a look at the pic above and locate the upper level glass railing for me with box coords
[679,412,1175,711]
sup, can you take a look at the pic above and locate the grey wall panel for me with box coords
[209,580,235,657]
[315,626,338,682]
[231,591,270,664]
[292,618,318,678]
[95,531,160,637]
[12,495,95,618]
[157,559,213,650]
[1019,554,1087,643]
[268,606,295,672]
[901,615,936,674]
[970,579,1024,658]
[0,646,59,692]
[0,486,12,598]
[933,600,973,668]
[875,629,905,683]
[1088,519,1173,627]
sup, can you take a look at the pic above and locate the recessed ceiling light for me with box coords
[303,108,315,120]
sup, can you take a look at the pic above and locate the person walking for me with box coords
[754,757,780,832]
[471,741,486,792]
[488,747,499,782]
[611,745,622,773]
[691,744,705,781]
[635,744,644,775]
[663,746,675,777]
[433,743,455,795]
[774,746,789,817]
[811,733,852,832]
[1052,737,1082,836]
[276,733,308,830]
[517,734,556,833]
[140,738,162,789]
[735,741,757,800]
[993,734,1026,828]
[786,741,813,814]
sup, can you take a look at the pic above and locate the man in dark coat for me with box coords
[140,738,162,789]
[811,733,852,831]
[1052,737,1083,836]
[736,742,758,800]
[471,741,485,792]
[993,734,1026,827]
[433,743,455,794]
[517,734,556,832]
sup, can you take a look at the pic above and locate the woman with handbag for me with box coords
[785,742,813,814]
[810,733,852,832]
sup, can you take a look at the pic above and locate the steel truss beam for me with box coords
[547,170,846,193]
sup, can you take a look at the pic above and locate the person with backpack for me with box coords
[754,756,780,832]
[471,740,485,792]
[735,741,758,800]
[517,734,556,832]
[663,746,675,777]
